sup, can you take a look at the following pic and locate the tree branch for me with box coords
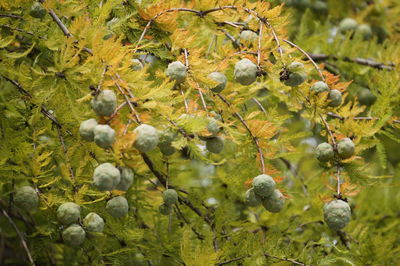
[1,209,35,266]
[309,53,394,71]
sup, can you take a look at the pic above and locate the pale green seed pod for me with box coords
[30,2,46,18]
[159,203,172,216]
[234,59,258,85]
[79,119,98,141]
[328,89,342,107]
[106,196,129,218]
[323,199,351,231]
[14,186,39,211]
[207,117,220,137]
[93,124,115,149]
[245,188,261,207]
[133,124,159,153]
[315,142,334,162]
[252,174,276,198]
[57,202,81,225]
[207,72,227,93]
[93,163,121,191]
[310,81,329,93]
[206,136,224,154]
[240,30,258,42]
[356,24,372,40]
[337,138,355,159]
[166,61,186,83]
[358,88,376,106]
[163,189,178,206]
[284,62,307,87]
[158,130,177,156]
[83,212,104,233]
[312,1,328,13]
[115,167,134,191]
[62,224,86,247]
[131,59,144,71]
[339,18,358,33]
[262,189,285,213]
[91,90,117,116]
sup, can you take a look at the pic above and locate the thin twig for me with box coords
[217,93,266,173]
[111,76,141,124]
[309,53,394,71]
[257,21,263,66]
[1,209,35,266]
[180,88,189,113]
[0,24,46,39]
[264,253,306,266]
[0,13,23,19]
[283,39,325,81]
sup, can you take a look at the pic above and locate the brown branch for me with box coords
[309,53,394,71]
[327,112,400,124]
[1,209,35,266]
[0,13,23,19]
[111,75,141,124]
[0,24,46,39]
[48,9,71,37]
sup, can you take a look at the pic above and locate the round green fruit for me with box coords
[163,189,178,206]
[115,167,134,191]
[62,224,86,247]
[93,163,121,191]
[339,18,358,33]
[245,188,261,207]
[133,124,159,153]
[207,117,220,137]
[323,199,351,231]
[106,196,129,218]
[234,59,258,85]
[207,72,227,93]
[57,202,81,225]
[29,2,46,18]
[206,136,224,154]
[131,59,144,71]
[284,62,307,87]
[83,212,104,233]
[315,142,334,162]
[79,119,98,142]
[158,130,177,156]
[337,138,355,159]
[358,88,376,106]
[91,90,117,117]
[166,61,186,83]
[93,124,115,148]
[14,186,39,211]
[159,203,172,216]
[310,81,329,93]
[252,174,276,198]
[356,24,372,40]
[262,189,285,213]
[312,1,328,13]
[328,89,342,107]
[240,30,258,42]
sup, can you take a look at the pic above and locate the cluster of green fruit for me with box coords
[79,90,117,148]
[56,202,104,246]
[158,189,178,215]
[310,81,342,107]
[315,138,354,230]
[245,174,285,213]
[339,18,373,40]
[316,138,355,163]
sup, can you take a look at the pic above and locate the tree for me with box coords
[0,0,399,265]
